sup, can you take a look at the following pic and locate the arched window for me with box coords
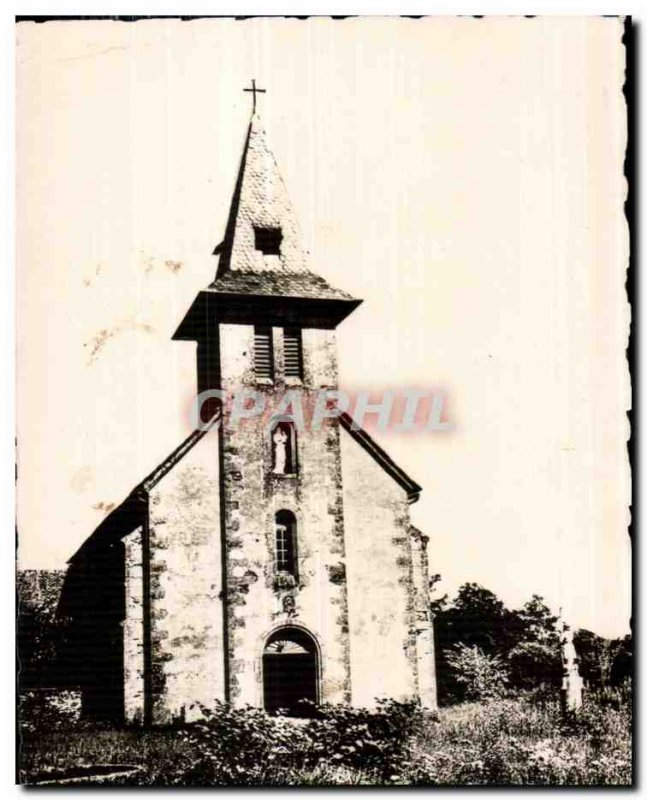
[270,419,297,475]
[275,510,297,576]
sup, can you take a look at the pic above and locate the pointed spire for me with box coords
[173,99,362,340]
[215,111,310,277]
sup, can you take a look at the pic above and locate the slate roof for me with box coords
[210,111,358,305]
[215,112,310,276]
[207,270,355,302]
[174,110,361,337]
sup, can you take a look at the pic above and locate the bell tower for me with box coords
[172,89,362,709]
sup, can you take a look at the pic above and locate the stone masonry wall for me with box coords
[147,429,224,723]
[340,429,419,708]
[218,322,352,708]
[123,526,145,724]
[410,529,438,709]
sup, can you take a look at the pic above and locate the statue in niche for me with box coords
[271,420,295,474]
[272,426,288,473]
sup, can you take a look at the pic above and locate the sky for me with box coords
[16,16,630,637]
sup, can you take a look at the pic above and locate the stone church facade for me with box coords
[58,105,437,724]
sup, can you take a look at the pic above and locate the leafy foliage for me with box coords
[516,595,560,647]
[19,689,631,786]
[19,689,82,735]
[574,629,632,689]
[435,583,519,703]
[508,641,562,691]
[407,685,631,786]
[445,644,509,701]
[609,635,632,685]
[433,580,632,704]
[141,699,423,786]
[17,598,73,690]
[437,583,521,655]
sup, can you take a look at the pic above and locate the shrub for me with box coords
[19,689,631,786]
[445,644,509,702]
[305,699,423,779]
[164,698,422,786]
[159,702,305,785]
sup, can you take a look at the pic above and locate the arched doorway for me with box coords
[263,627,319,716]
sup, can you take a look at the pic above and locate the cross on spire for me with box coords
[243,79,266,114]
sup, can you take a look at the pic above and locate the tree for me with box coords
[506,596,561,690]
[508,641,562,690]
[515,595,560,647]
[17,597,72,689]
[436,583,522,656]
[610,634,632,686]
[434,583,522,704]
[433,581,627,705]
[575,629,633,689]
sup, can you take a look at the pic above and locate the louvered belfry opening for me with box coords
[254,326,274,379]
[283,328,303,379]
[263,627,318,716]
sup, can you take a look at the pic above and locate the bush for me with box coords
[305,699,423,779]
[156,703,301,785]
[19,690,631,786]
[164,699,422,786]
[19,689,82,735]
[445,644,509,702]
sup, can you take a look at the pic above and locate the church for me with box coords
[58,88,438,725]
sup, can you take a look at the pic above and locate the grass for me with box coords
[18,726,192,785]
[18,688,632,786]
[407,693,632,785]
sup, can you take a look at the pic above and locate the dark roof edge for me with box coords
[172,291,362,340]
[215,118,253,277]
[67,492,146,563]
[68,410,221,563]
[138,408,221,492]
[339,412,422,503]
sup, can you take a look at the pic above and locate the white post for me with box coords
[560,622,583,716]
